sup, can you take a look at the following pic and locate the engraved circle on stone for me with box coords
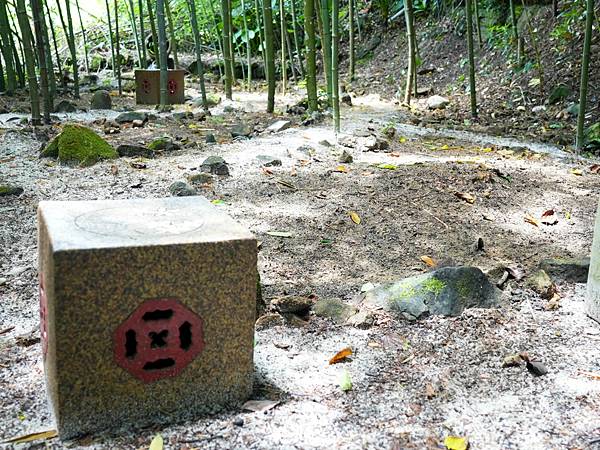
[74,206,205,239]
[142,78,151,94]
[168,79,177,94]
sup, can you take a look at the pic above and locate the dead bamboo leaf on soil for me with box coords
[349,211,361,225]
[420,255,437,267]
[524,214,540,227]
[242,399,280,412]
[3,430,58,444]
[454,192,475,204]
[329,347,353,365]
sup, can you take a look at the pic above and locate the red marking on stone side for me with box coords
[142,79,151,94]
[39,273,48,358]
[114,298,204,383]
[168,79,177,95]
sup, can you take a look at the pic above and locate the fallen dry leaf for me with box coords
[329,347,353,365]
[444,436,468,450]
[524,214,540,227]
[110,165,119,176]
[349,211,361,225]
[591,164,600,174]
[544,292,561,310]
[502,353,524,368]
[420,255,437,267]
[242,399,280,412]
[541,209,558,226]
[149,434,163,450]
[455,192,475,204]
[334,165,348,173]
[3,430,58,444]
[570,168,583,176]
[425,383,437,399]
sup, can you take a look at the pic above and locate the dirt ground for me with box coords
[1,85,600,450]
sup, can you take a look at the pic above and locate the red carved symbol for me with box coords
[114,299,204,383]
[39,273,48,358]
[168,79,177,95]
[141,78,151,94]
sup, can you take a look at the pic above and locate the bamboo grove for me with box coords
[0,0,596,144]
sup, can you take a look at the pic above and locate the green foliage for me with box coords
[551,1,585,41]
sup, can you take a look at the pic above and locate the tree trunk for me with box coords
[105,0,116,74]
[114,0,122,95]
[156,0,168,109]
[165,0,178,68]
[304,0,317,112]
[221,0,233,99]
[465,0,477,117]
[348,0,355,81]
[41,0,56,101]
[290,0,304,76]
[128,0,143,68]
[31,0,51,122]
[241,0,252,89]
[64,0,79,97]
[187,0,207,107]
[473,0,483,48]
[254,0,267,75]
[320,0,332,105]
[75,0,89,72]
[576,0,594,151]
[16,0,41,124]
[139,0,147,67]
[332,0,340,132]
[44,0,62,78]
[508,0,522,65]
[403,0,416,104]
[262,0,276,112]
[279,0,287,94]
[146,0,159,60]
[0,0,16,94]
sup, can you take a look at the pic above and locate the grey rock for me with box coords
[271,296,313,315]
[168,181,197,197]
[525,269,556,299]
[255,313,285,330]
[532,105,546,115]
[172,111,194,120]
[231,124,252,138]
[116,144,155,158]
[539,257,590,283]
[565,103,580,117]
[201,156,230,176]
[363,135,389,152]
[148,137,180,152]
[0,185,24,196]
[257,155,282,167]
[223,105,235,113]
[187,173,214,185]
[266,120,292,133]
[346,310,374,329]
[341,94,352,106]
[548,84,570,105]
[319,140,333,147]
[205,133,217,144]
[313,298,357,323]
[192,94,221,107]
[339,150,353,163]
[363,266,501,320]
[426,95,450,110]
[54,100,77,113]
[90,90,112,110]
[115,111,148,124]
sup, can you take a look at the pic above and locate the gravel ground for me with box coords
[1,90,600,449]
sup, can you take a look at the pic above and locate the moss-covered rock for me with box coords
[41,124,117,166]
[0,185,24,196]
[363,266,501,320]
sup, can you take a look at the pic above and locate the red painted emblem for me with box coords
[39,273,48,358]
[114,299,204,383]
[168,79,177,95]
[141,78,151,94]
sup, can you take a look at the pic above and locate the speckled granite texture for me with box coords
[587,198,600,321]
[37,196,257,439]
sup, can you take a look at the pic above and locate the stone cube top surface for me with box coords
[38,196,254,251]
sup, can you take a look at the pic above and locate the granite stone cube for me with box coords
[587,198,600,322]
[37,196,257,439]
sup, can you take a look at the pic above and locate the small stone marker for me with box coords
[587,199,600,322]
[38,196,257,438]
